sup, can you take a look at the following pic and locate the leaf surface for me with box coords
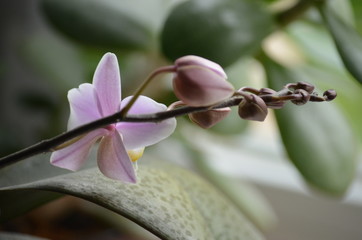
[161,0,273,67]
[40,0,150,50]
[0,155,263,240]
[320,3,362,84]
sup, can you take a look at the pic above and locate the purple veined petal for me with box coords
[97,131,137,183]
[117,96,177,149]
[93,52,121,117]
[67,83,103,130]
[50,128,108,171]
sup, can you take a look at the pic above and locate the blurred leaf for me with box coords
[161,0,274,67]
[350,0,362,34]
[327,0,355,27]
[319,3,362,84]
[0,155,263,240]
[99,0,180,34]
[286,21,362,142]
[40,0,151,50]
[287,21,345,72]
[295,65,362,143]
[21,32,86,91]
[262,57,358,195]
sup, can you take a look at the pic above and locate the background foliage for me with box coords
[0,0,361,239]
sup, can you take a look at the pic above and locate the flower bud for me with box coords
[258,88,285,109]
[296,81,315,94]
[173,55,234,106]
[259,88,276,95]
[189,107,231,129]
[238,94,268,122]
[291,89,310,105]
[323,89,337,101]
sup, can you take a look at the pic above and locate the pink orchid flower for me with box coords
[50,53,177,183]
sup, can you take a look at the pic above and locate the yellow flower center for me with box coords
[127,148,145,162]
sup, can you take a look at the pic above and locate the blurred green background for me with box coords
[0,0,362,239]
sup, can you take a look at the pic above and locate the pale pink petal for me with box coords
[67,83,103,130]
[50,128,108,171]
[175,55,227,79]
[93,53,121,116]
[97,131,137,183]
[117,96,177,149]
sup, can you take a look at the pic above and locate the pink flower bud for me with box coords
[173,55,234,106]
[238,94,268,122]
[189,107,231,129]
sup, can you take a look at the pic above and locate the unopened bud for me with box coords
[238,94,268,122]
[258,88,284,109]
[259,88,277,95]
[189,107,231,129]
[173,55,234,106]
[323,89,337,101]
[291,89,310,105]
[296,82,315,94]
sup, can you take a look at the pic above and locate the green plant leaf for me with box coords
[319,3,362,84]
[193,155,277,232]
[286,21,362,142]
[262,57,358,195]
[161,0,274,67]
[0,155,263,240]
[40,0,150,50]
[350,0,362,34]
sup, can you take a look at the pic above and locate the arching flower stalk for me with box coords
[0,54,337,179]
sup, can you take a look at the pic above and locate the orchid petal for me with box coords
[93,52,121,116]
[97,131,137,183]
[50,128,107,171]
[117,96,177,149]
[67,83,102,130]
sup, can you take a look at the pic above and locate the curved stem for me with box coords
[119,65,176,117]
[0,96,243,169]
[0,82,332,169]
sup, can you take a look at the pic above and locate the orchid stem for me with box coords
[0,83,333,169]
[120,65,176,117]
[0,96,243,169]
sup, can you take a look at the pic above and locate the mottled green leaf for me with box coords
[0,154,263,240]
[263,58,358,195]
[193,155,277,231]
[319,3,362,84]
[40,0,150,50]
[161,0,274,67]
